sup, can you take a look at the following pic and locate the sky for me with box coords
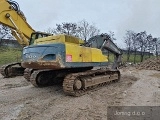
[15,0,160,48]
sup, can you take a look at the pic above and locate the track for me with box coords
[0,62,25,78]
[30,69,55,87]
[28,68,120,96]
[29,68,91,87]
[63,69,120,96]
[23,68,33,81]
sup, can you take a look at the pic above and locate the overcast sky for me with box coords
[15,0,160,48]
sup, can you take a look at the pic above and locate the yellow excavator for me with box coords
[0,0,51,77]
[0,0,122,96]
[22,34,122,96]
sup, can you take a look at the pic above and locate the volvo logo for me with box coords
[26,55,37,59]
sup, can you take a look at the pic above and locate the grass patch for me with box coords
[108,53,155,63]
[0,47,22,66]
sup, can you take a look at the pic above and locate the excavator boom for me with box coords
[0,0,35,46]
[86,34,122,69]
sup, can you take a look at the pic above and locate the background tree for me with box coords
[0,24,14,46]
[45,27,55,34]
[146,34,154,58]
[46,20,100,42]
[53,22,78,36]
[108,31,116,41]
[124,30,160,63]
[77,20,100,42]
[131,32,139,63]
[0,24,9,46]
[158,38,160,56]
[124,30,134,62]
[152,38,160,57]
[136,31,148,62]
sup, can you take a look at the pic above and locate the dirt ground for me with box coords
[0,67,160,120]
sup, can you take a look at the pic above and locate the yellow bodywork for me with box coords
[34,34,108,62]
[34,34,84,45]
[66,44,108,62]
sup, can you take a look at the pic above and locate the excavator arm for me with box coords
[0,0,35,46]
[86,34,122,69]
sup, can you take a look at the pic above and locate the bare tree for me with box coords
[52,22,78,36]
[77,20,100,42]
[0,25,9,46]
[124,30,134,62]
[136,31,148,62]
[152,38,160,57]
[44,27,55,34]
[131,32,139,63]
[158,38,160,56]
[0,24,14,46]
[124,30,160,62]
[45,20,100,42]
[146,34,154,58]
[108,31,116,41]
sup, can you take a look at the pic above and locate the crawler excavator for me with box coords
[22,34,122,96]
[1,0,122,96]
[0,0,51,77]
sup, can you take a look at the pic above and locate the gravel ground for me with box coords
[0,67,160,120]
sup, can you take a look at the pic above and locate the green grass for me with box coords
[0,47,22,66]
[108,53,155,63]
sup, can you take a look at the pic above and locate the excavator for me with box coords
[21,34,122,96]
[0,0,51,77]
[0,0,122,96]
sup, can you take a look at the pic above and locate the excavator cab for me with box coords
[29,32,51,45]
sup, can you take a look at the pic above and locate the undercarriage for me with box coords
[0,62,25,78]
[25,68,120,96]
